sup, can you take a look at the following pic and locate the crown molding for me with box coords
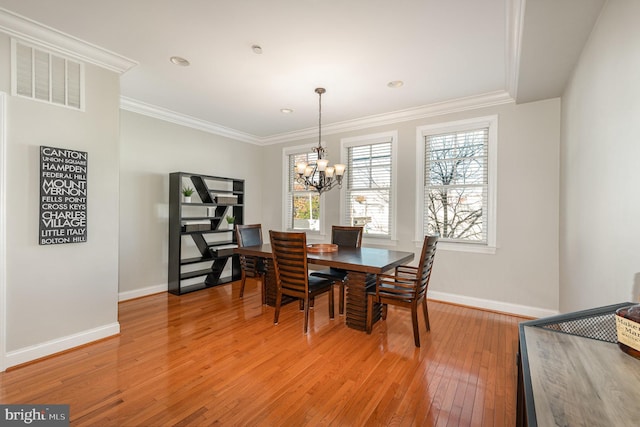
[0,8,136,74]
[506,0,526,100]
[120,97,261,144]
[260,90,514,145]
[121,90,514,146]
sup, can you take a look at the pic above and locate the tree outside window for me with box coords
[424,128,488,243]
[287,150,320,231]
[292,193,320,231]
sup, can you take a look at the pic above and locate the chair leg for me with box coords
[366,294,374,334]
[381,303,388,320]
[303,297,310,334]
[339,281,345,315]
[260,275,266,305]
[239,272,247,297]
[274,292,282,325]
[328,285,335,319]
[422,298,430,332]
[411,304,421,347]
[299,300,304,311]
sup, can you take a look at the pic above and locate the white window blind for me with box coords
[345,141,392,237]
[12,40,83,110]
[286,151,320,231]
[424,127,489,244]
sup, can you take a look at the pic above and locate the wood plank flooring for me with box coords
[0,280,527,426]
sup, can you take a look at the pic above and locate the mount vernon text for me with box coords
[39,146,88,245]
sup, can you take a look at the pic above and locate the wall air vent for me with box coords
[11,39,84,110]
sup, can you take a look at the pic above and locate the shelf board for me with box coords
[181,256,213,265]
[206,240,236,247]
[181,216,220,221]
[175,277,236,294]
[180,251,236,265]
[175,282,210,294]
[180,268,212,280]
[207,189,237,194]
[181,202,244,207]
[181,229,233,235]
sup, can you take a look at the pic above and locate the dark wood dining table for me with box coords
[234,244,415,331]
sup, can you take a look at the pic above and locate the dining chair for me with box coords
[269,230,335,334]
[235,224,266,304]
[366,235,438,347]
[310,225,363,315]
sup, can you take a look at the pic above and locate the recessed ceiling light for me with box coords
[170,56,190,66]
[252,44,263,54]
[280,108,293,114]
[387,80,404,88]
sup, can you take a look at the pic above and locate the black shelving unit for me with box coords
[168,172,243,295]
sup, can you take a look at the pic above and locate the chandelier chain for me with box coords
[294,87,346,194]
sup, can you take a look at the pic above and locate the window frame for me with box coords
[415,116,497,254]
[282,144,326,237]
[340,131,398,244]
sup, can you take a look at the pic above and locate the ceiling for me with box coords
[0,0,605,143]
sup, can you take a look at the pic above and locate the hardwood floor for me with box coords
[0,280,527,426]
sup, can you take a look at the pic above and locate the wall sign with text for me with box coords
[39,146,88,245]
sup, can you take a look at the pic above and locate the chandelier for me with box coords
[294,88,346,194]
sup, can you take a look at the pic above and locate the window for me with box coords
[417,116,497,252]
[11,40,84,110]
[283,146,322,233]
[342,132,397,240]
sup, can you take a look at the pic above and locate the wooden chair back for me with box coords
[236,224,263,247]
[331,225,363,248]
[269,230,309,300]
[235,224,265,301]
[235,224,263,275]
[376,235,437,301]
[415,235,438,299]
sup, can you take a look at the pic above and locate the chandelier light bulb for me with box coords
[296,162,307,174]
[317,159,329,171]
[325,166,335,178]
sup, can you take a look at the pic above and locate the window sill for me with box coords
[415,240,496,254]
[362,236,396,247]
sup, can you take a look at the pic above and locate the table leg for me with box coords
[345,271,380,331]
[262,259,277,306]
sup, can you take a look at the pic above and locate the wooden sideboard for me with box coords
[517,302,640,426]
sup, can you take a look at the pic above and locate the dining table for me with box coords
[234,244,415,331]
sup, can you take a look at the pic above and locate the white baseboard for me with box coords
[119,285,558,318]
[119,283,167,301]
[427,290,558,319]
[4,322,120,370]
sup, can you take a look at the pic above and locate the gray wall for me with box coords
[262,99,561,316]
[118,110,265,298]
[0,33,121,366]
[560,0,640,311]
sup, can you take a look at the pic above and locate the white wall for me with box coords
[560,0,640,312]
[0,34,121,368]
[263,98,561,317]
[118,110,265,299]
